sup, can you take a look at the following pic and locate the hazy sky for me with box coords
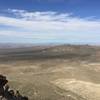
[0,0,100,44]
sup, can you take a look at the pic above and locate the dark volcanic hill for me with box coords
[0,44,100,62]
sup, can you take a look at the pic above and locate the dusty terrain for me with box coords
[0,44,100,100]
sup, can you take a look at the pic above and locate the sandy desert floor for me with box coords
[0,45,100,100]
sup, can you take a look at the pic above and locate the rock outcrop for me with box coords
[0,75,28,100]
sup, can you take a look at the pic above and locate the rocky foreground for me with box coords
[0,75,28,100]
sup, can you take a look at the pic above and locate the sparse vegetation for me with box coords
[0,44,100,100]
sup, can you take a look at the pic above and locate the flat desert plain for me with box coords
[0,45,100,100]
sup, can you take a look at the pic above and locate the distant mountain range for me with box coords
[0,43,36,49]
[0,43,57,49]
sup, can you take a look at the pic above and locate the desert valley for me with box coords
[0,44,100,100]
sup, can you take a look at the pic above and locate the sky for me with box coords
[0,0,100,44]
